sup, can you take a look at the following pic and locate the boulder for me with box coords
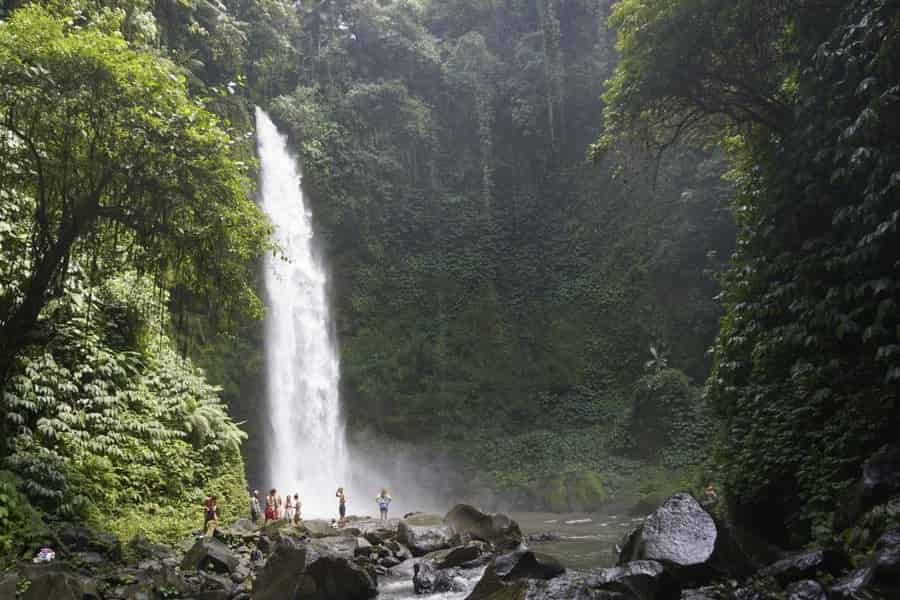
[444,504,523,551]
[58,524,122,561]
[619,494,716,567]
[620,493,758,584]
[786,580,827,600]
[254,535,310,600]
[127,535,176,562]
[466,548,565,599]
[494,548,565,580]
[398,514,459,557]
[413,560,462,594]
[354,519,399,544]
[589,560,680,600]
[254,532,377,600]
[424,542,486,569]
[181,537,239,574]
[836,445,900,530]
[304,555,378,599]
[832,525,900,599]
[20,565,100,600]
[758,549,850,585]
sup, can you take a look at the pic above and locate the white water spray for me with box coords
[256,108,349,517]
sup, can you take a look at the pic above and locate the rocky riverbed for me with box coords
[1,446,899,599]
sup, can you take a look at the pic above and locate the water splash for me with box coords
[256,107,348,517]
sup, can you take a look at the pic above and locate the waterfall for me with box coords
[256,107,349,518]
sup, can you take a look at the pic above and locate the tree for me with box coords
[0,6,270,384]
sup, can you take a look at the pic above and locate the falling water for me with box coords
[256,107,348,517]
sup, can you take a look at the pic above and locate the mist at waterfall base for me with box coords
[255,108,450,518]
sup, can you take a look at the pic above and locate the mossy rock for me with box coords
[538,471,608,512]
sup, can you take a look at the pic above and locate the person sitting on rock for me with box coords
[204,496,219,536]
[250,490,262,524]
[293,493,302,525]
[336,487,348,525]
[376,488,392,521]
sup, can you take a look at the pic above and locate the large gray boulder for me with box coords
[254,533,377,600]
[620,493,760,584]
[589,560,680,600]
[181,537,239,574]
[444,504,523,551]
[466,549,565,600]
[620,494,716,567]
[398,513,459,557]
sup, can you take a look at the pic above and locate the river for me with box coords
[377,510,642,599]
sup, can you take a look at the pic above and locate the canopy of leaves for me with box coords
[601,0,900,544]
[0,6,270,375]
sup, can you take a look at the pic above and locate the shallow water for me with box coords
[512,511,644,571]
[377,510,644,598]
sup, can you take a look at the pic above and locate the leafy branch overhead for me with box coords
[0,5,271,382]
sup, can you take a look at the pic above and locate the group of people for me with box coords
[248,489,304,525]
[246,486,394,527]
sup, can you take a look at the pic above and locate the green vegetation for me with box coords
[3,0,894,557]
[0,4,269,541]
[265,0,732,509]
[602,0,900,544]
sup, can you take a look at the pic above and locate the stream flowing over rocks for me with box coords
[3,447,900,600]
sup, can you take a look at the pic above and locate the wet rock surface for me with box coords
[758,549,850,585]
[444,504,524,551]
[181,537,240,574]
[619,493,716,568]
[398,513,460,557]
[785,579,827,600]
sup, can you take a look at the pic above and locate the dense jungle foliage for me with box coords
[602,0,900,544]
[0,2,266,543]
[0,0,732,531]
[3,0,895,554]
[264,0,733,509]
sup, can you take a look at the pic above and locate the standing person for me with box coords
[293,494,302,525]
[250,490,262,524]
[264,489,276,524]
[275,492,283,519]
[376,489,392,521]
[336,487,347,526]
[285,494,294,522]
[204,496,219,536]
